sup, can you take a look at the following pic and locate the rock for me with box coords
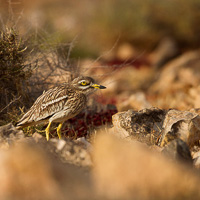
[92,133,200,200]
[0,123,24,139]
[116,43,137,60]
[158,109,200,147]
[150,37,179,68]
[162,139,193,164]
[0,123,25,149]
[76,137,93,152]
[112,112,130,139]
[149,50,200,109]
[0,142,62,200]
[188,86,200,108]
[117,92,152,112]
[193,150,200,159]
[112,108,166,144]
[50,138,92,167]
[0,140,94,200]
[54,138,67,151]
[0,124,92,167]
[32,132,46,142]
[194,156,200,169]
[150,50,200,94]
[192,149,200,169]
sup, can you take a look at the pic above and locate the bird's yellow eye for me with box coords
[81,81,87,86]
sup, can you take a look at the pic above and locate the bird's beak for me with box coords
[91,84,106,89]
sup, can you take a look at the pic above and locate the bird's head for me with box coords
[71,76,106,94]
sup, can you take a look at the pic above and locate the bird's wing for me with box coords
[17,84,70,126]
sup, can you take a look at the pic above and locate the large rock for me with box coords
[150,50,200,94]
[149,50,200,109]
[92,133,200,200]
[149,37,179,68]
[162,139,193,164]
[0,140,94,200]
[112,107,166,144]
[158,109,200,147]
[112,107,200,152]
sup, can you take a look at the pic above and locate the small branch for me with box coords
[0,96,21,114]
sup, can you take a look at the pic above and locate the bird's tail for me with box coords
[15,121,34,129]
[15,110,34,129]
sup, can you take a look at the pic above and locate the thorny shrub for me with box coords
[0,28,36,124]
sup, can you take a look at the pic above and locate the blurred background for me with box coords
[1,0,200,58]
[1,0,200,125]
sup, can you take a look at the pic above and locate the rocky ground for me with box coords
[1,40,200,200]
[0,107,200,199]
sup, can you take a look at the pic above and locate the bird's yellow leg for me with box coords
[35,128,45,133]
[45,121,52,141]
[57,123,63,139]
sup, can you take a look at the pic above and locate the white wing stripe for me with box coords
[42,95,68,108]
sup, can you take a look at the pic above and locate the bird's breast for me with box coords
[65,93,87,115]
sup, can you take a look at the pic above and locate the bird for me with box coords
[16,76,106,141]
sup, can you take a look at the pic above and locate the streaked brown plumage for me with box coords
[16,76,106,140]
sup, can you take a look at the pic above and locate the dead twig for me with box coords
[0,96,21,114]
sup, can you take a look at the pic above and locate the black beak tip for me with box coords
[99,85,106,89]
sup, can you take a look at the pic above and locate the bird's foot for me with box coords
[45,122,52,141]
[57,123,63,139]
[35,128,45,133]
